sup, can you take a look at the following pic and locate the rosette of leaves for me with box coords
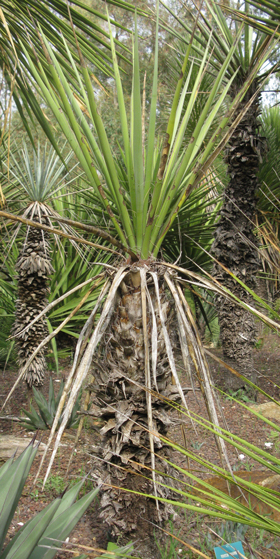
[21,377,81,431]
[0,437,99,559]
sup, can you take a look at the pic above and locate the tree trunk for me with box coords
[90,269,178,539]
[13,211,54,387]
[212,82,263,390]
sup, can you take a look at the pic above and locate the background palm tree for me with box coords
[5,143,77,386]
[165,0,280,388]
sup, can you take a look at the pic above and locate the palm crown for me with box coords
[0,0,132,155]
[20,12,273,261]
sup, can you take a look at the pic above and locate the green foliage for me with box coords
[94,541,136,559]
[122,377,280,539]
[42,475,67,495]
[204,316,220,348]
[21,5,264,260]
[268,430,280,454]
[0,438,99,559]
[0,243,18,364]
[6,143,75,203]
[20,377,81,431]
[154,519,182,559]
[0,182,108,367]
[231,0,280,39]
[162,180,221,273]
[174,0,278,84]
[1,0,133,152]
[0,314,15,365]
[225,387,256,403]
[258,106,280,220]
[47,238,107,339]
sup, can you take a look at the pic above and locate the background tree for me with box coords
[5,143,77,387]
[166,0,280,387]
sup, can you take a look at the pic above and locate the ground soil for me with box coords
[1,333,280,559]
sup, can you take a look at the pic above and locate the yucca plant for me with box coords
[4,2,280,538]
[0,0,132,80]
[230,0,280,39]
[165,0,280,384]
[0,437,99,559]
[3,143,81,387]
[21,376,81,431]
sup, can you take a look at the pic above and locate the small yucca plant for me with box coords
[0,437,99,559]
[21,377,81,431]
[6,142,77,388]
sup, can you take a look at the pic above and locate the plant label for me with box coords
[214,540,245,559]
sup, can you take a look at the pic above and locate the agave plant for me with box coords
[0,437,99,559]
[3,2,280,538]
[21,376,81,431]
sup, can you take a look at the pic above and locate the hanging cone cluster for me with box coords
[13,212,54,387]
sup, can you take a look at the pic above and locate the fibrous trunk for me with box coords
[13,208,54,387]
[212,82,262,386]
[90,269,178,536]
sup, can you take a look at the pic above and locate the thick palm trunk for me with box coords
[13,211,54,387]
[212,83,262,387]
[91,269,177,537]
